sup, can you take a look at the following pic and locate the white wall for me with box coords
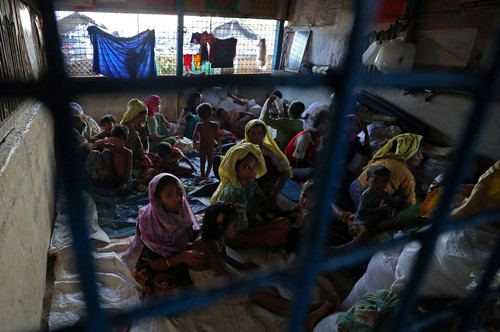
[361,87,500,167]
[291,0,500,168]
[0,101,56,331]
[74,86,273,125]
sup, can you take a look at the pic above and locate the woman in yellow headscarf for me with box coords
[121,98,156,178]
[241,119,292,204]
[211,142,290,248]
[349,133,424,211]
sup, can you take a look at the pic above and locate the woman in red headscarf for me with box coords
[144,94,176,152]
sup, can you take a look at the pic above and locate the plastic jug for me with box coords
[374,38,416,73]
[362,40,384,65]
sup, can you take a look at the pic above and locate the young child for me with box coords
[153,142,197,178]
[190,201,340,322]
[189,202,246,286]
[192,102,222,180]
[261,98,305,150]
[87,124,133,194]
[211,142,290,248]
[90,114,116,143]
[122,173,205,299]
[334,165,394,250]
[294,179,316,228]
[241,120,291,206]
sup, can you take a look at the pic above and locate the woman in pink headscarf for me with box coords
[334,113,372,211]
[144,94,176,152]
[123,173,205,298]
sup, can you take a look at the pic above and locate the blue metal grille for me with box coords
[8,0,499,331]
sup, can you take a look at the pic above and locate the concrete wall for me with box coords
[73,86,273,125]
[0,101,56,331]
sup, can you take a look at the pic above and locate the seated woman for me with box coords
[260,98,305,150]
[335,113,372,211]
[177,91,202,139]
[284,109,331,181]
[211,142,290,248]
[144,94,176,152]
[349,133,424,212]
[122,173,206,299]
[241,119,291,207]
[120,98,157,181]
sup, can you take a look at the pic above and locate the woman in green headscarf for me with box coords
[349,133,424,211]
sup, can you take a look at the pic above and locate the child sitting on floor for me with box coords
[189,202,255,287]
[211,142,290,248]
[192,103,222,180]
[283,179,351,252]
[190,201,340,322]
[153,142,197,178]
[331,164,395,251]
[90,114,116,143]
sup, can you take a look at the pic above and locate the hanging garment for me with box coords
[258,38,266,67]
[190,32,202,44]
[193,53,202,70]
[200,44,209,62]
[200,32,213,62]
[183,54,193,71]
[87,26,157,79]
[209,37,237,68]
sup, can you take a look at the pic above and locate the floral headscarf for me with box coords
[121,98,148,125]
[123,173,199,270]
[144,95,161,117]
[242,119,292,176]
[370,133,423,163]
[210,142,267,204]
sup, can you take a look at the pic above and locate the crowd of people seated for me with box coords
[69,86,499,331]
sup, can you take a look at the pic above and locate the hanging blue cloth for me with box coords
[87,26,157,79]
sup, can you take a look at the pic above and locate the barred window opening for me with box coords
[55,11,277,77]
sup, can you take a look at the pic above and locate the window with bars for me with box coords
[55,11,277,77]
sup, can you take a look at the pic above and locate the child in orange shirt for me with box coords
[193,103,222,180]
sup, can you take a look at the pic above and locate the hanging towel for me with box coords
[258,38,266,67]
[87,26,157,79]
[209,37,237,68]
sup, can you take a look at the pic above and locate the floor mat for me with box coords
[88,152,221,238]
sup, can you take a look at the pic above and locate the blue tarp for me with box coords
[87,26,157,79]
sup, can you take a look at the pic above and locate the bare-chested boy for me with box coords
[93,124,133,193]
[192,103,222,180]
